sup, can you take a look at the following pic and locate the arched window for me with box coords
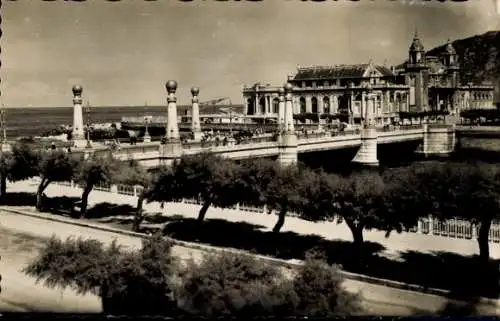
[272,97,279,114]
[311,97,318,114]
[259,97,266,114]
[247,98,254,115]
[323,96,330,114]
[300,97,306,113]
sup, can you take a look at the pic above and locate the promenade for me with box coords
[7,179,499,260]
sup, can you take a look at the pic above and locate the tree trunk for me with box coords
[345,218,364,251]
[80,183,94,218]
[0,175,7,204]
[197,201,211,223]
[273,208,287,233]
[477,219,492,264]
[133,193,146,232]
[36,179,50,211]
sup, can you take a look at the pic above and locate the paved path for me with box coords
[9,179,499,259]
[2,207,500,315]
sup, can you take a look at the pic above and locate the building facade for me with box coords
[242,32,495,124]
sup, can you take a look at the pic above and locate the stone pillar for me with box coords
[352,126,379,166]
[284,83,295,133]
[361,92,366,126]
[332,95,338,115]
[71,85,87,149]
[278,83,298,166]
[318,97,324,114]
[278,87,285,131]
[165,80,180,141]
[305,96,312,113]
[161,80,182,157]
[191,87,202,141]
[143,117,151,143]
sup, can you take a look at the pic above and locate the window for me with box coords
[311,97,318,113]
[323,96,330,114]
[272,97,279,114]
[300,97,306,113]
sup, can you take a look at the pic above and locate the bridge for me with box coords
[64,82,487,168]
[73,124,454,169]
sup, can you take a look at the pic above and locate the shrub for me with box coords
[290,255,361,316]
[175,251,291,317]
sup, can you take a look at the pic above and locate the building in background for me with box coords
[242,32,495,124]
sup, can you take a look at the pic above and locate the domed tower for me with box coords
[405,30,430,112]
[442,39,460,87]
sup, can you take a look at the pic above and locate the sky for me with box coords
[3,0,500,108]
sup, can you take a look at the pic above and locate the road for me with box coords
[2,210,499,315]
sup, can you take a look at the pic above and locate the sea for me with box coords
[4,105,244,138]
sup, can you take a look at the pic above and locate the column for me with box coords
[278,83,298,167]
[165,80,180,141]
[160,80,182,159]
[191,87,202,141]
[332,95,338,115]
[278,87,285,131]
[284,83,295,133]
[71,85,87,149]
[361,92,366,126]
[306,96,312,113]
[318,96,324,114]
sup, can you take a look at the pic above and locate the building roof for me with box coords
[292,64,394,81]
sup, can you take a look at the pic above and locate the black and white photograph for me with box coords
[1,0,500,317]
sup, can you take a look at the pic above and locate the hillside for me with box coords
[403,31,500,102]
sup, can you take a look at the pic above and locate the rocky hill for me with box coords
[402,31,500,102]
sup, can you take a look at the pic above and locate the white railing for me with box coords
[52,180,500,243]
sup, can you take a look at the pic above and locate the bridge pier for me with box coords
[417,124,456,157]
[352,126,379,166]
[278,133,298,166]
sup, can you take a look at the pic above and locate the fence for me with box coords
[52,180,500,243]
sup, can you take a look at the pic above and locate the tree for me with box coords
[113,159,153,231]
[36,150,79,211]
[23,234,180,315]
[313,170,387,252]
[265,165,314,233]
[384,161,500,263]
[73,154,119,218]
[0,143,39,203]
[174,153,242,223]
[237,158,278,209]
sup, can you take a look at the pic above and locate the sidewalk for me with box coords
[7,179,498,259]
